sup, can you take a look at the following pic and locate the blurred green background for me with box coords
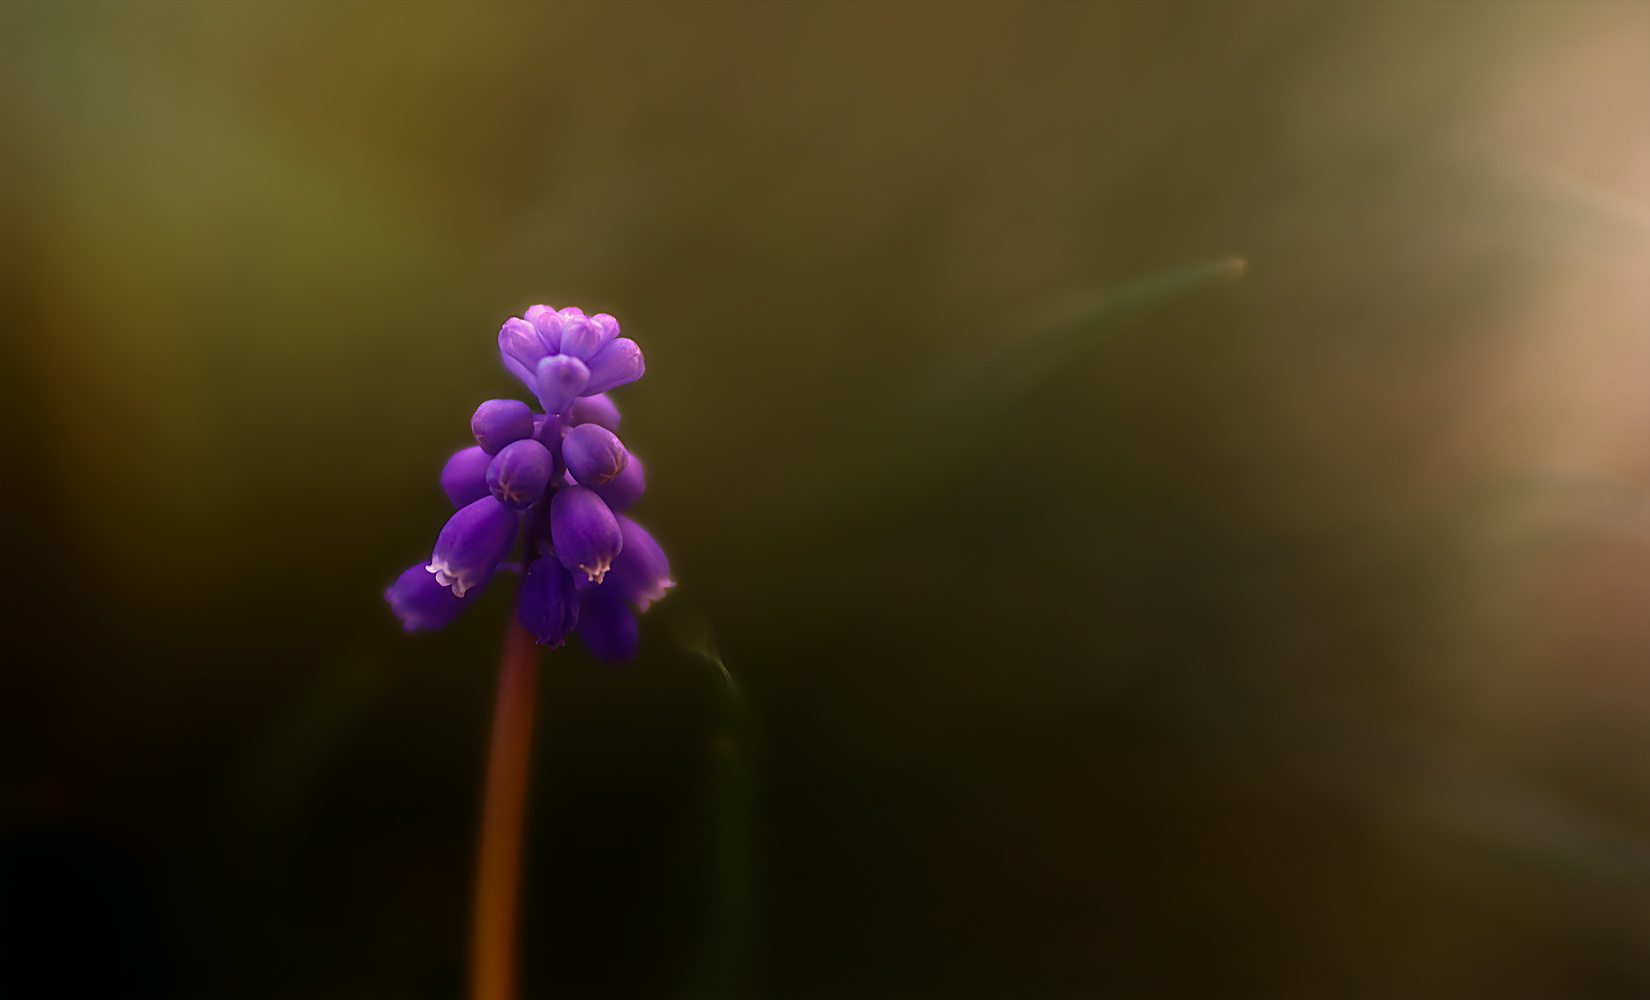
[3,2,1647,997]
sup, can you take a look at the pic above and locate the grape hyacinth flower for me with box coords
[385,304,672,658]
[384,304,673,1000]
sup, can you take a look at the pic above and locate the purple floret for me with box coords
[429,496,520,598]
[562,423,628,486]
[498,317,549,388]
[583,338,645,395]
[487,439,554,509]
[570,393,621,433]
[441,446,493,508]
[519,551,580,647]
[587,453,644,513]
[525,304,563,352]
[557,313,605,361]
[550,485,623,584]
[471,399,535,456]
[602,516,674,612]
[535,355,589,415]
[387,562,484,632]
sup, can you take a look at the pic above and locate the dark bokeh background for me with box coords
[3,2,1647,997]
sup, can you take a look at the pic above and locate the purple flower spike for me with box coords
[562,423,628,485]
[588,453,645,513]
[440,446,493,508]
[387,562,486,632]
[499,317,549,388]
[471,399,535,456]
[389,303,666,642]
[570,393,621,432]
[605,516,674,612]
[577,585,638,662]
[550,485,623,583]
[428,495,520,597]
[583,338,645,396]
[518,552,580,647]
[525,304,563,353]
[536,354,589,415]
[487,438,554,509]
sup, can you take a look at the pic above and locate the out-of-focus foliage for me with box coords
[2,2,1646,997]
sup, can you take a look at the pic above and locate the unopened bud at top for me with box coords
[524,304,563,353]
[536,354,589,415]
[591,314,621,353]
[498,318,549,388]
[584,338,645,395]
[558,314,604,361]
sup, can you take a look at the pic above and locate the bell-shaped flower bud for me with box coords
[428,495,520,598]
[525,304,563,353]
[550,485,622,583]
[487,438,554,509]
[440,445,493,508]
[570,393,621,433]
[588,453,645,513]
[558,314,603,361]
[562,423,628,485]
[583,338,645,395]
[518,550,580,647]
[535,354,589,416]
[386,561,485,632]
[590,314,620,356]
[471,398,535,456]
[604,516,674,611]
[576,584,638,662]
[499,317,549,389]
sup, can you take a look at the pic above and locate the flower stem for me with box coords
[470,600,540,1000]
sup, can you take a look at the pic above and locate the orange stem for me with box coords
[470,605,541,1000]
